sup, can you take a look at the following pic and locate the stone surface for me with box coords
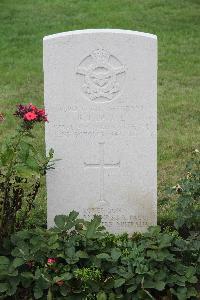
[44,29,157,234]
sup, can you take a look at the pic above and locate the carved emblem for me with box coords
[77,49,126,102]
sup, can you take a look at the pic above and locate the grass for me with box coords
[0,0,200,224]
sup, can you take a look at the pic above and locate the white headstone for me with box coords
[44,29,157,234]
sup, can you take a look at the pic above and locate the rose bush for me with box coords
[0,104,53,241]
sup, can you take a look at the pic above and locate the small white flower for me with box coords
[176,184,183,193]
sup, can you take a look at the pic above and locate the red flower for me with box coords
[47,258,57,264]
[24,112,37,121]
[37,109,45,116]
[15,103,48,127]
[37,108,48,122]
[29,103,37,111]
[56,280,64,286]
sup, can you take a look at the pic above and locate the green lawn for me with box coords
[0,0,200,225]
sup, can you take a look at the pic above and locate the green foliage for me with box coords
[0,117,53,241]
[0,0,199,229]
[158,150,200,235]
[0,213,199,300]
[170,150,200,232]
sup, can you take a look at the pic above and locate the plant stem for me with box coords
[1,129,24,237]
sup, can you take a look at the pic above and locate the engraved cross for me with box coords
[84,142,120,205]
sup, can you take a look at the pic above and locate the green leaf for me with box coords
[13,230,31,240]
[170,287,188,300]
[54,215,67,228]
[60,285,68,296]
[0,147,14,165]
[67,210,79,225]
[85,215,102,239]
[65,246,76,259]
[54,273,72,282]
[6,284,18,296]
[186,286,198,297]
[19,141,30,162]
[76,250,89,258]
[6,277,20,296]
[35,268,42,280]
[50,242,60,250]
[37,276,51,289]
[34,287,43,299]
[127,285,137,293]
[96,253,110,260]
[0,256,10,270]
[97,291,107,300]
[48,234,59,245]
[185,266,196,278]
[54,211,79,230]
[114,278,125,288]
[15,165,38,177]
[111,248,121,261]
[13,257,24,268]
[21,272,34,279]
[26,157,39,171]
[11,242,29,258]
[0,283,9,293]
[154,281,165,291]
[21,277,32,288]
[108,293,116,300]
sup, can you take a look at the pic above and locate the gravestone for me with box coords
[44,29,157,234]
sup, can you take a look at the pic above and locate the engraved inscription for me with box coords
[82,208,150,230]
[77,49,126,102]
[84,142,120,205]
[50,103,151,139]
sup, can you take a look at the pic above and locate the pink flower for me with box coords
[15,103,48,127]
[47,258,57,264]
[24,112,37,121]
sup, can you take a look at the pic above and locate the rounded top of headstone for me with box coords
[43,29,157,41]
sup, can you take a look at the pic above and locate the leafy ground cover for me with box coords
[0,1,200,224]
[0,212,199,300]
